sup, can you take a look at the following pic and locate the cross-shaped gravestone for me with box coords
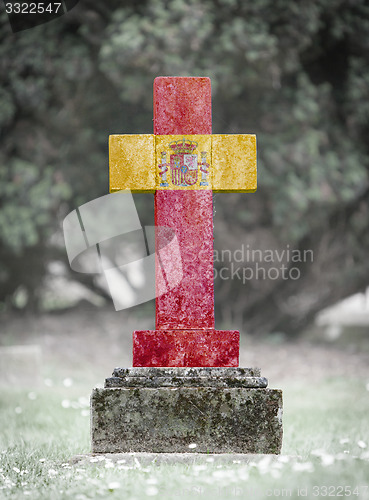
[91,77,282,454]
[109,77,256,367]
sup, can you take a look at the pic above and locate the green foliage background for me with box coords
[0,0,369,334]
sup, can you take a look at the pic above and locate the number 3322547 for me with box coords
[5,3,62,14]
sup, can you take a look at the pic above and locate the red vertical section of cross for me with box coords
[132,77,239,367]
[153,77,212,135]
[154,77,214,330]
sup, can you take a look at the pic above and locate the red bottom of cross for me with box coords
[133,330,239,367]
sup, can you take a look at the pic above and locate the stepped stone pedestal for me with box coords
[91,367,283,454]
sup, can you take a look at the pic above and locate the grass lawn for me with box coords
[1,376,369,499]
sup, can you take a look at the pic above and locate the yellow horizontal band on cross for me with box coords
[109,134,156,193]
[212,134,257,193]
[109,134,256,192]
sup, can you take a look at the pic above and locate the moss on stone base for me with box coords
[91,386,283,454]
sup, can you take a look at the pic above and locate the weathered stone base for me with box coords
[91,368,283,454]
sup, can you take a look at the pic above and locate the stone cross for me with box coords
[109,77,256,367]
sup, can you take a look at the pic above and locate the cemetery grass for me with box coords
[1,379,369,499]
[1,308,369,499]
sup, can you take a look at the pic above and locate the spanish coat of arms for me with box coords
[159,137,209,187]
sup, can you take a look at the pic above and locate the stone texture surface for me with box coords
[109,134,156,193]
[212,134,257,193]
[109,133,257,193]
[154,191,215,331]
[133,329,239,366]
[105,376,268,388]
[107,367,266,388]
[91,386,283,454]
[153,77,215,337]
[113,367,261,377]
[153,77,212,136]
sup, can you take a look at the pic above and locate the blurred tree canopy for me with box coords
[0,0,369,334]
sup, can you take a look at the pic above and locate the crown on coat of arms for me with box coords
[169,137,198,154]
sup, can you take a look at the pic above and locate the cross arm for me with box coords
[109,134,257,193]
[212,134,256,193]
[109,134,156,193]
